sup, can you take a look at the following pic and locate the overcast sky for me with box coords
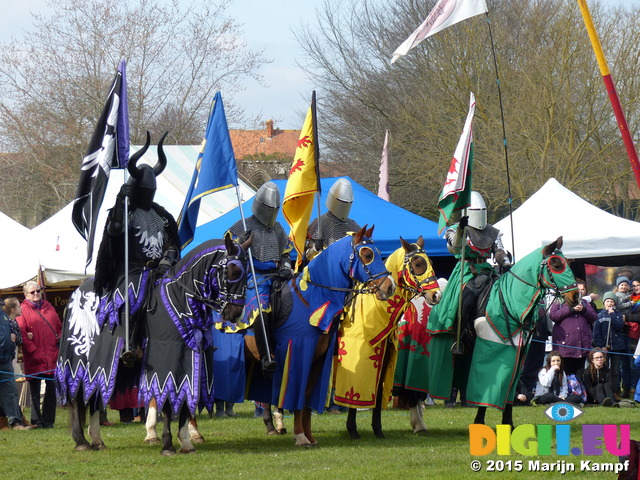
[1,0,639,130]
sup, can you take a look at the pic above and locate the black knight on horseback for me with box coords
[93,132,180,367]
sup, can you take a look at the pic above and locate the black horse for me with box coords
[55,234,251,455]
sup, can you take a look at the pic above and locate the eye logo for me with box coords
[544,402,583,422]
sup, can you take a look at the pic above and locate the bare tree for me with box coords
[0,0,268,226]
[298,0,640,222]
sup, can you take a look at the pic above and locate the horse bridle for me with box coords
[400,248,438,297]
[304,237,390,295]
[181,248,248,312]
[505,255,577,297]
[499,254,576,347]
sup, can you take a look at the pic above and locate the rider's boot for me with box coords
[215,401,227,418]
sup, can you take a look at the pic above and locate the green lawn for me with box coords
[1,402,635,480]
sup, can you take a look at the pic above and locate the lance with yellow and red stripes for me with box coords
[577,0,640,189]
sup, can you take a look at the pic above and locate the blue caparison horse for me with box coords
[251,225,395,447]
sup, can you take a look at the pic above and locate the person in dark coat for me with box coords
[583,348,618,407]
[549,293,597,380]
[593,291,627,398]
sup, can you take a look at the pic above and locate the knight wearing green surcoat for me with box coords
[426,191,511,399]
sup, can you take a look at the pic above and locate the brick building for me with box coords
[230,120,299,187]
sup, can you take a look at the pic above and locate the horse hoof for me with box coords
[91,442,107,450]
[161,449,176,457]
[179,447,196,454]
[144,437,162,445]
[373,431,385,439]
[294,433,312,447]
[74,444,91,452]
[413,428,428,436]
[348,431,361,440]
[190,435,205,444]
[277,428,287,435]
[266,429,279,436]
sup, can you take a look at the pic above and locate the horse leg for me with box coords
[160,404,176,456]
[87,406,106,450]
[262,404,277,435]
[301,407,317,445]
[188,415,205,444]
[371,341,393,439]
[293,410,312,446]
[177,407,196,454]
[501,404,514,430]
[371,402,384,439]
[296,335,330,447]
[70,399,91,451]
[474,406,487,425]
[408,392,428,435]
[273,407,286,434]
[144,398,161,444]
[346,408,360,440]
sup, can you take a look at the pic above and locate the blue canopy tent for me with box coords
[184,177,451,264]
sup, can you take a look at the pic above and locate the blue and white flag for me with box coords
[178,91,239,249]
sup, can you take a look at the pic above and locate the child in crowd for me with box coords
[623,279,640,397]
[615,276,633,315]
[533,351,582,405]
[593,291,628,397]
[584,349,619,407]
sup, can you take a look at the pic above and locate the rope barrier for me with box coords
[0,368,55,383]
[529,337,638,358]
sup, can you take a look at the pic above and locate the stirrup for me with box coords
[121,349,136,368]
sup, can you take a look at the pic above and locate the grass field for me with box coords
[1,401,635,480]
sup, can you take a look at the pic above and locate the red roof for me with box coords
[230,120,299,159]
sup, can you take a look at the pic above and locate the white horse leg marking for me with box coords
[178,419,195,454]
[294,432,312,447]
[409,402,427,434]
[188,418,205,444]
[144,403,160,444]
[273,408,286,434]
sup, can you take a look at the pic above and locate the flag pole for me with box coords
[235,186,275,373]
[124,189,130,354]
[484,12,516,261]
[311,91,322,243]
[576,0,640,190]
[452,226,467,355]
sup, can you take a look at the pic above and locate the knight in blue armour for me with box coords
[223,181,292,374]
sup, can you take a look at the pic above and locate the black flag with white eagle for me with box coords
[72,60,129,271]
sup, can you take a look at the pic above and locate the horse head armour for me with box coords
[399,235,441,305]
[347,226,394,301]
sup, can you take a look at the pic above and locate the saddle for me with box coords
[460,271,500,351]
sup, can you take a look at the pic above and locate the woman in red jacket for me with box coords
[17,281,61,428]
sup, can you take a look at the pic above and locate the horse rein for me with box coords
[499,254,576,347]
[304,237,390,296]
[174,248,248,312]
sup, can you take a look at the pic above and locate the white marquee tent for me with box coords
[0,211,40,289]
[495,178,640,266]
[0,145,255,289]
